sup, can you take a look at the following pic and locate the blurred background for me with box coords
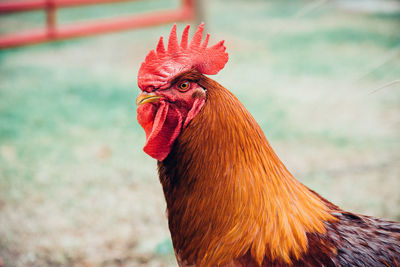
[0,0,399,266]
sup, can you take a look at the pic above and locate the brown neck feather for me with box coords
[158,76,335,266]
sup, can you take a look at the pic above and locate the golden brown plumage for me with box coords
[158,73,335,266]
[136,24,400,266]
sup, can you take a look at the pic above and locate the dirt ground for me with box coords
[0,0,399,266]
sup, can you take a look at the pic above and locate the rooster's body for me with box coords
[136,24,400,266]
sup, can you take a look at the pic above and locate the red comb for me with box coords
[138,23,229,91]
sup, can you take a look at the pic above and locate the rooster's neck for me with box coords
[158,77,335,266]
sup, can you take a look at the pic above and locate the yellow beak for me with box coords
[136,93,162,106]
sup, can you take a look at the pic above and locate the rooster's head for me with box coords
[136,23,229,161]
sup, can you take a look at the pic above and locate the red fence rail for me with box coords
[0,0,197,49]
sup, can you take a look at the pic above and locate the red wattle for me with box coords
[137,103,157,139]
[137,99,205,161]
[137,102,183,161]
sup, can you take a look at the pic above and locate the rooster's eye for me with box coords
[178,81,190,91]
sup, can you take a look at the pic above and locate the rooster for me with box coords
[136,24,400,267]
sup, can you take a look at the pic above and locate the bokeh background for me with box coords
[1,0,399,266]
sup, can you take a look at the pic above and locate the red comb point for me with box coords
[181,25,190,49]
[156,36,166,55]
[138,23,229,91]
[167,24,179,53]
[190,23,204,48]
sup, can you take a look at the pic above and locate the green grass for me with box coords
[1,0,400,266]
